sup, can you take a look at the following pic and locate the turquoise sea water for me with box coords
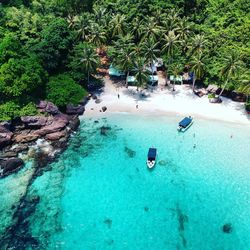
[1,114,250,250]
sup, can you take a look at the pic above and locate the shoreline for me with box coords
[83,76,250,126]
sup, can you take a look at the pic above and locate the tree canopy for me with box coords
[0,0,249,120]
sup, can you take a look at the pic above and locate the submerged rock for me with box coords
[0,158,24,176]
[68,116,80,131]
[106,239,114,245]
[100,126,111,136]
[104,218,112,229]
[222,223,233,234]
[176,204,189,232]
[124,146,136,158]
[158,160,167,166]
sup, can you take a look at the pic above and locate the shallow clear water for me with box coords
[1,114,250,249]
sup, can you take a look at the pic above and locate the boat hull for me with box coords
[178,121,193,132]
[147,160,156,169]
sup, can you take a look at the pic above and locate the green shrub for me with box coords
[208,93,216,99]
[19,102,38,116]
[46,74,88,108]
[0,101,19,121]
[0,101,38,121]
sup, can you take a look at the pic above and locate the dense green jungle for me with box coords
[0,0,249,120]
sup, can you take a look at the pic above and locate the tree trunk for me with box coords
[173,79,176,91]
[87,71,90,85]
[151,61,154,86]
[126,71,129,88]
[192,77,196,92]
[218,79,228,97]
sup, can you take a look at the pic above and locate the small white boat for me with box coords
[178,116,193,132]
[147,148,157,169]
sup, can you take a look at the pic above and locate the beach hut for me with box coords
[170,75,183,84]
[149,75,158,86]
[127,76,137,85]
[109,65,126,78]
[127,75,158,86]
[154,58,164,70]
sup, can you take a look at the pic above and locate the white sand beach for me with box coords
[84,76,250,125]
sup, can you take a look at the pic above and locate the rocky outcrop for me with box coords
[215,88,231,98]
[0,151,18,158]
[0,98,89,178]
[0,158,24,176]
[21,116,48,129]
[209,97,222,103]
[101,106,107,112]
[66,104,85,115]
[0,121,11,131]
[194,88,207,97]
[34,115,69,137]
[68,116,80,131]
[0,126,13,150]
[45,130,67,141]
[14,133,39,143]
[231,91,246,102]
[206,85,219,93]
[37,101,59,115]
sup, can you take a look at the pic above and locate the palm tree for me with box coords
[190,52,206,92]
[116,46,134,87]
[153,9,168,26]
[163,9,180,31]
[218,52,243,98]
[75,14,91,41]
[110,14,127,38]
[87,23,107,48]
[189,34,207,56]
[175,17,192,54]
[176,17,191,41]
[237,72,250,97]
[134,58,149,91]
[67,14,78,29]
[80,45,99,84]
[141,17,161,42]
[113,33,134,51]
[93,7,107,26]
[131,43,144,59]
[141,38,159,82]
[168,63,183,91]
[162,30,180,69]
[132,17,144,43]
